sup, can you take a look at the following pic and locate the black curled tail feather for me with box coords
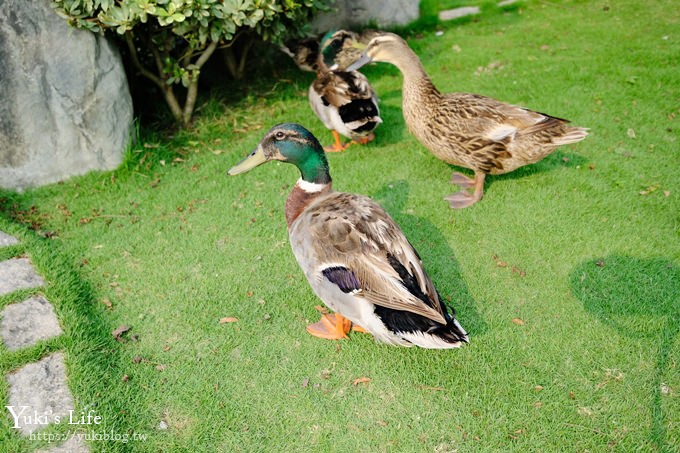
[338,98,380,126]
[441,314,469,344]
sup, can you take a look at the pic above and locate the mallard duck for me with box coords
[347,32,589,208]
[281,37,320,72]
[319,29,381,71]
[282,30,380,72]
[308,30,382,152]
[228,123,468,348]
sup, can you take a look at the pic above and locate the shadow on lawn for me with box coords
[447,148,589,193]
[0,214,153,448]
[570,256,679,450]
[371,180,487,337]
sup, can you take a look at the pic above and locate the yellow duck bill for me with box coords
[228,145,267,175]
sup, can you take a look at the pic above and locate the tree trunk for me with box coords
[223,47,240,80]
[182,40,219,126]
[125,32,221,126]
[221,34,254,80]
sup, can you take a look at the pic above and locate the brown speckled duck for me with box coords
[282,29,380,72]
[228,123,468,348]
[347,32,589,208]
[308,30,382,152]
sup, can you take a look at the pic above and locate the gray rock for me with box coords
[36,435,90,453]
[0,257,45,296]
[1,295,63,351]
[0,230,19,247]
[0,0,133,190]
[6,352,75,435]
[313,0,419,31]
[438,6,481,21]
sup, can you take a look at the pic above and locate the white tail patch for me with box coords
[400,331,464,349]
[553,127,589,145]
[453,318,469,340]
[487,124,517,141]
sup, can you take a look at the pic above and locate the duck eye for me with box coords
[274,131,286,140]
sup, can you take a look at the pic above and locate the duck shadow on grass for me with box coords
[570,256,679,450]
[371,180,487,337]
[442,148,588,192]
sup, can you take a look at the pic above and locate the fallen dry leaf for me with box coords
[578,406,593,417]
[219,317,239,324]
[569,391,576,400]
[627,128,636,139]
[352,377,372,387]
[533,401,543,408]
[112,325,131,342]
[156,364,167,372]
[122,374,129,382]
[639,184,659,195]
[512,318,526,326]
[512,266,527,277]
[534,385,544,392]
[301,378,310,388]
[101,298,113,310]
[132,356,143,364]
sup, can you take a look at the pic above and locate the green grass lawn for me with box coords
[1,0,679,451]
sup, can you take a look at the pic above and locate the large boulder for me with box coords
[0,0,133,190]
[312,0,420,31]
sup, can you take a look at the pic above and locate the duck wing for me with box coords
[443,92,573,141]
[295,192,448,325]
[313,70,377,108]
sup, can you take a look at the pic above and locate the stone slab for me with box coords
[0,257,45,296]
[0,230,19,247]
[439,6,481,21]
[6,352,75,435]
[1,295,63,351]
[36,434,90,453]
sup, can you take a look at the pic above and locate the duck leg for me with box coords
[445,171,486,208]
[306,313,352,340]
[324,130,351,153]
[352,132,375,145]
[450,172,475,189]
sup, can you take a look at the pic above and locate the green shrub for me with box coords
[52,0,331,126]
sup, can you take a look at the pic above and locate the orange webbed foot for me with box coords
[352,132,375,145]
[324,130,351,153]
[306,313,352,340]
